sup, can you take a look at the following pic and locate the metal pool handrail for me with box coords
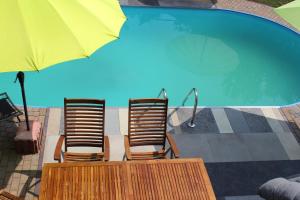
[182,88,198,128]
[158,88,167,99]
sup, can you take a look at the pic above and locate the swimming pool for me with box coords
[1,7,300,107]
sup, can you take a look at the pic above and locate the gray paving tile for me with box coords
[241,133,289,161]
[206,134,252,162]
[108,135,125,161]
[167,109,183,134]
[46,108,62,136]
[121,0,214,8]
[225,108,250,133]
[177,108,219,134]
[275,132,300,160]
[212,108,233,133]
[171,134,214,162]
[159,0,213,8]
[173,132,289,162]
[207,160,300,197]
[105,108,121,135]
[272,108,292,133]
[241,108,272,133]
[261,108,285,133]
[43,135,60,164]
[224,195,264,200]
[258,108,300,160]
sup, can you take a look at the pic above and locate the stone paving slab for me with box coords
[45,108,61,136]
[105,108,121,135]
[262,108,285,133]
[206,160,300,197]
[119,0,214,8]
[178,108,220,134]
[223,195,263,200]
[212,108,234,134]
[173,131,289,162]
[240,108,272,133]
[225,108,251,133]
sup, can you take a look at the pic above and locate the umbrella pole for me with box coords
[15,71,30,131]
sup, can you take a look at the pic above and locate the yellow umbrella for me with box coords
[0,0,126,130]
[275,0,300,31]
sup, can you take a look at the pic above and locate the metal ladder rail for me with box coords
[158,88,167,99]
[182,88,199,128]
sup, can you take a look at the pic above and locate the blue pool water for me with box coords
[1,7,300,107]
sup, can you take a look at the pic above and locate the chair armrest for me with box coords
[124,135,132,160]
[54,135,65,162]
[166,133,180,158]
[104,136,110,161]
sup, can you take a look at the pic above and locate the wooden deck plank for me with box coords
[40,159,216,200]
[280,106,300,142]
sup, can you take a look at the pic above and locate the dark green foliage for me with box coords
[247,0,294,7]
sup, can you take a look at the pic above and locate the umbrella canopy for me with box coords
[0,0,126,131]
[275,0,300,31]
[0,0,126,72]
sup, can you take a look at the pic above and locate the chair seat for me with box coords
[64,152,105,162]
[0,190,22,200]
[130,150,166,160]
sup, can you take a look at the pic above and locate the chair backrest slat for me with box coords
[128,98,168,147]
[64,98,105,152]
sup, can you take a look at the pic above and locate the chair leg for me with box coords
[122,154,126,161]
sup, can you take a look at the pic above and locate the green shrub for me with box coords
[247,0,294,7]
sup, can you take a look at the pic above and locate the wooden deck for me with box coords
[280,104,300,142]
[39,158,216,200]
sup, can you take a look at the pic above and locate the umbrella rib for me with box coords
[47,0,125,56]
[46,0,88,57]
[16,0,39,71]
[77,0,126,37]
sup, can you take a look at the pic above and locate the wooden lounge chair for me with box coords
[0,190,23,200]
[124,98,179,160]
[54,98,109,162]
[0,93,22,123]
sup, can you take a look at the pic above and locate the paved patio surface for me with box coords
[3,105,300,199]
[0,108,47,200]
[41,105,300,200]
